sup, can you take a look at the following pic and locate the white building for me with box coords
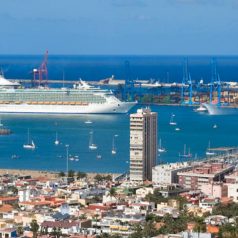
[152,162,192,185]
[130,108,157,182]
[227,183,238,202]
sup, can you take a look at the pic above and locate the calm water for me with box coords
[0,105,238,173]
[0,55,238,83]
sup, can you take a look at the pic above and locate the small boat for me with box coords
[54,132,60,145]
[75,158,79,162]
[206,141,216,156]
[85,120,93,124]
[175,127,180,131]
[69,157,75,161]
[179,144,192,158]
[112,135,117,155]
[169,114,177,126]
[89,131,97,150]
[11,154,20,159]
[213,124,217,129]
[195,105,207,112]
[0,118,11,135]
[158,138,166,153]
[23,129,36,150]
[96,154,102,159]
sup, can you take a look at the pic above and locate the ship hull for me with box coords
[0,102,136,114]
[202,103,238,115]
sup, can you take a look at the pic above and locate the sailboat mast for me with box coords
[27,128,30,144]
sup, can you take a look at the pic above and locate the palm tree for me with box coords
[30,219,39,238]
[109,187,117,197]
[68,169,75,177]
[58,171,65,177]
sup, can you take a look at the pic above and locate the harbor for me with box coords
[0,104,238,173]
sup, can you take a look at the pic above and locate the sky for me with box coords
[0,0,238,55]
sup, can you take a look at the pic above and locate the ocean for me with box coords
[0,55,237,173]
[0,105,238,173]
[0,55,238,83]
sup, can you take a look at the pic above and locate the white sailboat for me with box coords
[169,114,177,126]
[112,135,118,155]
[85,120,93,124]
[158,139,166,153]
[206,141,215,156]
[23,129,36,150]
[54,132,60,145]
[96,154,102,159]
[89,131,97,150]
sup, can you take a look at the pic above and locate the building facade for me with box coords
[152,162,192,185]
[130,108,157,182]
[177,163,234,190]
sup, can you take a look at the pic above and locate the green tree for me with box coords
[109,187,117,197]
[79,213,87,220]
[218,223,238,238]
[213,202,238,218]
[94,174,103,182]
[77,171,87,179]
[50,227,62,238]
[9,186,18,195]
[104,174,112,181]
[30,219,39,238]
[129,224,143,238]
[68,169,75,177]
[143,221,159,238]
[58,171,65,177]
[17,226,24,236]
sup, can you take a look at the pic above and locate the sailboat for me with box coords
[54,132,60,145]
[112,135,118,155]
[89,131,97,150]
[179,144,192,158]
[158,139,166,153]
[169,114,177,126]
[23,129,36,150]
[206,141,215,156]
[85,120,93,124]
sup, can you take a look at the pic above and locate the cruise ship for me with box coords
[0,74,136,114]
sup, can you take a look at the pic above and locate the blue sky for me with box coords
[0,0,237,55]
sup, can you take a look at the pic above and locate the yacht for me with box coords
[169,114,177,126]
[112,134,118,155]
[206,141,216,156]
[54,132,60,145]
[158,139,166,153]
[23,129,36,150]
[89,131,97,150]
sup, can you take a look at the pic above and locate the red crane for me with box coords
[33,50,48,86]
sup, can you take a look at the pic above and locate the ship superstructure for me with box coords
[0,75,136,114]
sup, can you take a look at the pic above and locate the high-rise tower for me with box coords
[130,108,157,182]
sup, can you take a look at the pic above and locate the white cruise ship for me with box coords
[0,74,136,114]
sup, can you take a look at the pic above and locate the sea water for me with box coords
[0,104,238,173]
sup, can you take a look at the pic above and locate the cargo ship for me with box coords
[0,74,136,114]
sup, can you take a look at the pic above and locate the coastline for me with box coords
[0,168,120,180]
